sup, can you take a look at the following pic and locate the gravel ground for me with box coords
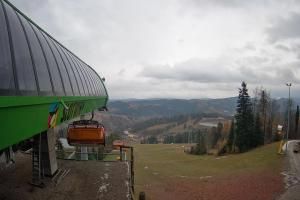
[0,152,130,200]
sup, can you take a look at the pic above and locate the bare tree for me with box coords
[258,89,270,143]
[295,105,299,139]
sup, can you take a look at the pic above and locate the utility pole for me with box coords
[286,83,292,154]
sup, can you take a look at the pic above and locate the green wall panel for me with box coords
[0,96,107,150]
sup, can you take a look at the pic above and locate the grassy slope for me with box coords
[140,118,225,135]
[134,143,283,195]
[145,123,173,131]
[142,118,199,135]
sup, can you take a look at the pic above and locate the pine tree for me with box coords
[253,113,264,146]
[196,133,207,155]
[235,81,254,152]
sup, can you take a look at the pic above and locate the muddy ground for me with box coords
[0,152,130,200]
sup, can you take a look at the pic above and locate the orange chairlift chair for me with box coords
[67,120,105,146]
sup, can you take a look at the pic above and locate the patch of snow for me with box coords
[200,176,212,179]
[281,171,300,189]
[215,156,228,160]
[58,138,75,151]
[282,140,300,152]
[104,173,109,179]
[97,183,110,193]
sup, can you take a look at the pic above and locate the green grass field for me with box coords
[133,143,283,199]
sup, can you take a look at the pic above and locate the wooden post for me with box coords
[131,147,134,193]
[120,146,123,161]
[139,192,146,200]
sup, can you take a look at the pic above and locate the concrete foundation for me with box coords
[41,129,57,176]
[80,147,88,160]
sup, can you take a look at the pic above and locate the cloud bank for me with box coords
[10,0,300,99]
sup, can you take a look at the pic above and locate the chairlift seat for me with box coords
[67,120,105,146]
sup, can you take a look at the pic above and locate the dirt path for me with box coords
[0,152,130,200]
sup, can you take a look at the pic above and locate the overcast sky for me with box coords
[10,0,300,99]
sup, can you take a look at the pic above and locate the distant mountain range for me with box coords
[100,97,300,135]
[108,97,300,119]
[108,97,238,119]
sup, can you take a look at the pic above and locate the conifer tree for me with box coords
[196,133,207,154]
[253,113,264,146]
[235,81,254,152]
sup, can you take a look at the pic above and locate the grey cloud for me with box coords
[9,0,300,99]
[240,64,300,84]
[243,56,269,65]
[267,13,300,42]
[140,59,241,83]
[141,58,300,86]
[275,44,290,51]
[276,68,300,84]
[244,43,256,51]
[184,0,272,9]
[118,68,126,76]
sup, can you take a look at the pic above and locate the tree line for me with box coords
[227,81,299,153]
[140,81,300,155]
[190,81,299,155]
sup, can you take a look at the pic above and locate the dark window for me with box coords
[76,59,92,96]
[4,3,37,94]
[0,2,15,93]
[53,42,80,96]
[66,51,85,96]
[33,26,64,95]
[42,33,73,96]
[19,16,52,95]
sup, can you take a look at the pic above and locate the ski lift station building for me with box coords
[0,0,108,153]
